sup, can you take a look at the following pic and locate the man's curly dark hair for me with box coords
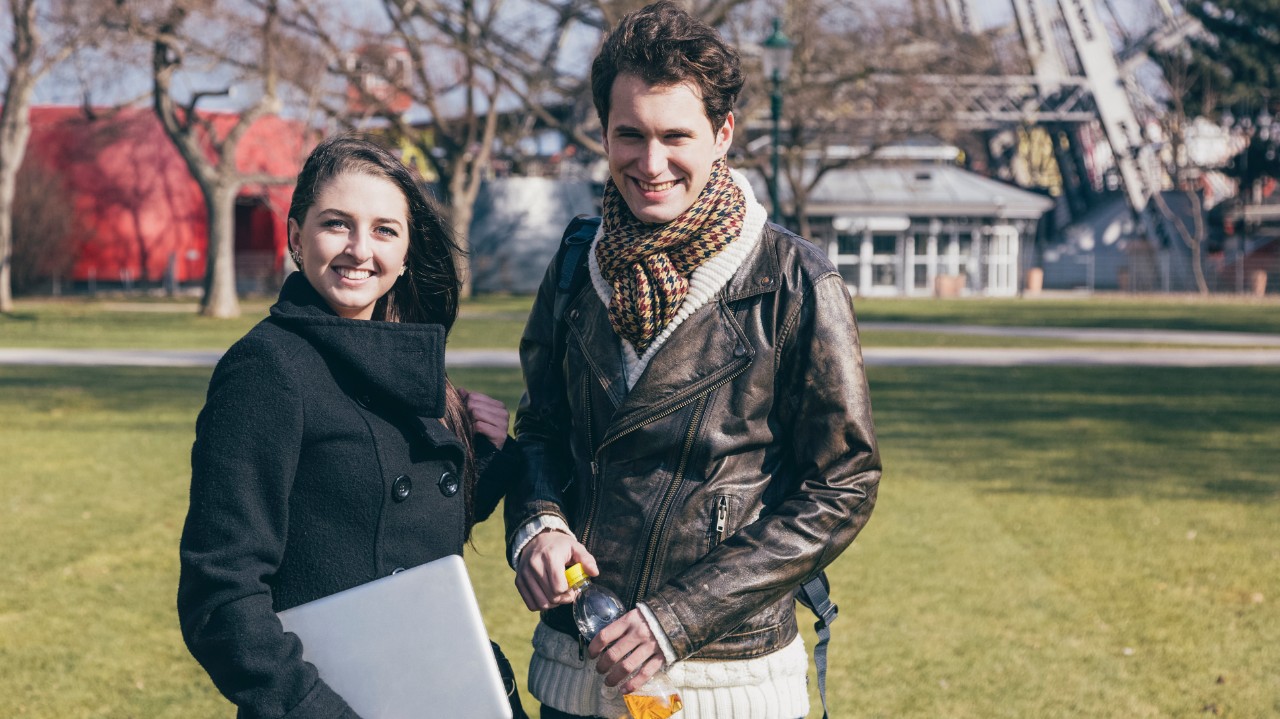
[591,0,744,132]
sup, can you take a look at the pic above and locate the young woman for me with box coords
[178,134,527,718]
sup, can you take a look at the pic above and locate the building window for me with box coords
[870,234,899,290]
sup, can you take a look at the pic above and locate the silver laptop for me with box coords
[277,554,513,719]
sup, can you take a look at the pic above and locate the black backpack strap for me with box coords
[544,216,598,494]
[550,215,599,354]
[555,215,600,296]
[799,572,838,719]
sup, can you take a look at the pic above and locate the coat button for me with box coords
[733,343,747,357]
[392,475,412,502]
[356,393,373,409]
[438,471,459,497]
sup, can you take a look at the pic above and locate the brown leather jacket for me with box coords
[508,222,881,661]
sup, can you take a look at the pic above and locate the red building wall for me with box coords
[25,106,310,284]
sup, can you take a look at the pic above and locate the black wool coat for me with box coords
[178,273,516,719]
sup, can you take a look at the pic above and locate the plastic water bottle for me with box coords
[565,563,684,719]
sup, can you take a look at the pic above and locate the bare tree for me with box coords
[734,0,872,238]
[0,0,77,312]
[102,0,314,318]
[284,0,755,296]
[377,0,511,298]
[1148,44,1219,295]
[733,1,999,238]
[290,0,960,292]
[283,0,607,297]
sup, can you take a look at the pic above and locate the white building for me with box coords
[750,162,1055,297]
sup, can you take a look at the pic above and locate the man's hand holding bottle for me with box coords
[516,540,670,696]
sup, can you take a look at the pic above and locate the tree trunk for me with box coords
[0,172,16,311]
[200,184,241,318]
[0,134,24,311]
[149,4,287,320]
[1187,233,1207,294]
[447,170,475,299]
[0,1,38,313]
[1151,188,1208,295]
[1185,188,1209,296]
[792,190,813,240]
[451,198,474,298]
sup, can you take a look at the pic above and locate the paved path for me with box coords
[860,347,1280,367]
[6,323,1280,368]
[858,323,1280,347]
[0,348,525,368]
[0,348,226,367]
[4,345,1280,368]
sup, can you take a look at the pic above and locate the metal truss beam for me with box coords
[858,74,1097,129]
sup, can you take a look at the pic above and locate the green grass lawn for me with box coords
[2,364,1276,718]
[0,295,534,351]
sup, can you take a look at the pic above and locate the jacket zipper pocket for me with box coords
[712,495,729,545]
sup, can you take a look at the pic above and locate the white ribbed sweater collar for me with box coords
[587,168,768,390]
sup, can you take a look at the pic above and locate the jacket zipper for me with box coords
[629,364,748,606]
[597,360,749,456]
[631,393,707,605]
[586,364,747,551]
[713,495,729,545]
[579,372,601,548]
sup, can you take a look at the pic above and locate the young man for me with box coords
[507,3,881,717]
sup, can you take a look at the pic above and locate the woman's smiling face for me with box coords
[288,172,410,320]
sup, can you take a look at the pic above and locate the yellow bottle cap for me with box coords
[565,563,587,587]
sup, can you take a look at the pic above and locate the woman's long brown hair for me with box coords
[288,134,479,536]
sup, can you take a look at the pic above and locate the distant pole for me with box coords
[761,18,793,226]
[770,81,782,225]
[165,251,178,297]
[1239,123,1248,294]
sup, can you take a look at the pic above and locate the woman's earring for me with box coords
[289,248,303,269]
[398,265,408,277]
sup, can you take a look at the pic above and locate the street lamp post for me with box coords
[1223,109,1247,294]
[761,18,793,226]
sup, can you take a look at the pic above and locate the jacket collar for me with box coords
[269,272,448,419]
[566,286,753,444]
[722,222,781,303]
[566,229,779,440]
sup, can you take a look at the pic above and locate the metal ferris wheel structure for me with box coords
[910,0,1197,220]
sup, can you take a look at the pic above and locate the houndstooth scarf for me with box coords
[595,158,746,354]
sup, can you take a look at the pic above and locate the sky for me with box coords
[977,0,1170,33]
[22,0,1180,110]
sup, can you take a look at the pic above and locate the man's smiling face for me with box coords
[602,73,734,224]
